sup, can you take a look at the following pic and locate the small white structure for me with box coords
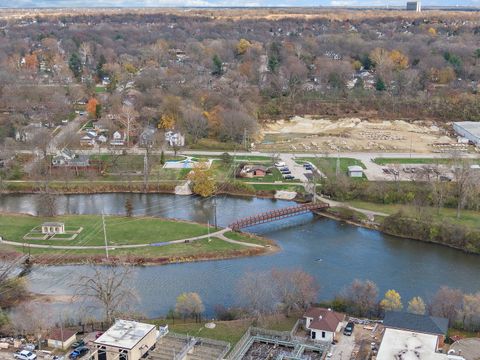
[347,165,363,177]
[377,328,456,360]
[304,307,344,342]
[93,320,157,360]
[165,131,185,147]
[41,222,65,235]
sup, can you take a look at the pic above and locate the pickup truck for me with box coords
[14,350,37,360]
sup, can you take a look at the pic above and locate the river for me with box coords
[1,193,480,319]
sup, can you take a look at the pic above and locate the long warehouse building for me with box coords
[453,121,480,146]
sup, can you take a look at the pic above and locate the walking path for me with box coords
[315,195,389,221]
[0,228,264,250]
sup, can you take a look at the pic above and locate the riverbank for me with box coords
[0,213,278,265]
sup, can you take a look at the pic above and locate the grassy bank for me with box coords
[0,214,276,264]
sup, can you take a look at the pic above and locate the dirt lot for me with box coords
[258,116,461,154]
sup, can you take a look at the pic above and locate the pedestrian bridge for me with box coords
[228,202,329,231]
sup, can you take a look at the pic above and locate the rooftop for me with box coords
[348,165,363,172]
[304,307,344,332]
[47,328,77,342]
[383,311,448,336]
[454,122,480,137]
[95,320,156,350]
[42,222,64,227]
[377,328,446,360]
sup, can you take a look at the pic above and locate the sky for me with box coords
[0,0,478,8]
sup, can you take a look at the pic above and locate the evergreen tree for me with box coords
[69,52,83,79]
[375,77,386,91]
[212,54,223,76]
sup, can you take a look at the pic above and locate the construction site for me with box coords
[259,117,475,154]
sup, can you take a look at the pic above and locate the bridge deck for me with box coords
[228,202,329,231]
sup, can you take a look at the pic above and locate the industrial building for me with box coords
[93,320,157,360]
[453,122,480,146]
[406,1,422,12]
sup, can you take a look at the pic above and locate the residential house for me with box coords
[304,307,345,342]
[80,130,97,147]
[47,328,77,350]
[239,165,268,178]
[52,149,90,167]
[93,320,157,360]
[110,131,126,146]
[139,128,156,147]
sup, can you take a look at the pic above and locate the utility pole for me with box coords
[102,213,109,259]
[243,128,247,150]
[213,196,218,229]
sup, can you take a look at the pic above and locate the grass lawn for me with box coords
[240,168,300,183]
[151,313,300,346]
[223,231,269,245]
[250,183,304,192]
[95,86,107,93]
[0,214,211,246]
[372,158,458,165]
[154,319,252,345]
[14,238,247,258]
[347,200,480,229]
[297,157,366,176]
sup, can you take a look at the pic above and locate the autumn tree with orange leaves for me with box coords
[86,98,99,117]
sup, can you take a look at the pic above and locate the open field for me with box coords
[373,157,464,165]
[0,214,211,246]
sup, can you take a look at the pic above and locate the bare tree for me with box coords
[451,160,475,218]
[458,292,480,331]
[237,271,277,320]
[73,264,138,323]
[341,279,378,317]
[271,269,318,316]
[429,286,463,325]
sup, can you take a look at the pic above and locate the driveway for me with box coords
[328,330,356,360]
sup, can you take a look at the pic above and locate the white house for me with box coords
[110,131,126,146]
[347,165,363,178]
[304,307,344,342]
[93,320,157,360]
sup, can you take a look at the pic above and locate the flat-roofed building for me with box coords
[94,320,157,360]
[453,122,480,146]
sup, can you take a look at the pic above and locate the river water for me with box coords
[1,193,480,319]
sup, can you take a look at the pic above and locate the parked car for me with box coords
[281,171,291,175]
[71,340,85,349]
[22,344,36,352]
[279,167,289,172]
[343,322,354,336]
[14,350,37,360]
[274,162,286,167]
[69,346,89,359]
[283,175,295,180]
